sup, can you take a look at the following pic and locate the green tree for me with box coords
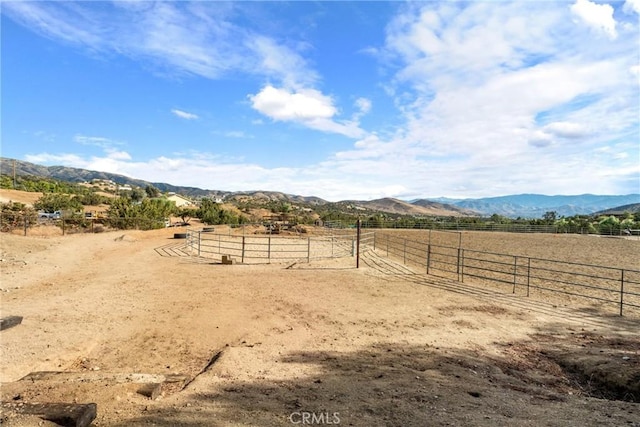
[598,215,620,235]
[620,217,636,232]
[75,192,111,206]
[34,193,83,213]
[542,211,557,224]
[489,214,509,224]
[145,185,161,198]
[130,187,146,203]
[196,198,222,225]
[106,197,176,230]
[1,202,37,231]
[176,207,194,225]
[138,198,176,222]
[105,197,136,229]
[196,198,243,225]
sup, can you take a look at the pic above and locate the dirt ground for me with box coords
[0,227,639,426]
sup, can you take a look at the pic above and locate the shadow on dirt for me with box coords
[115,334,640,427]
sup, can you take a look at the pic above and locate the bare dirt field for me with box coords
[0,227,639,426]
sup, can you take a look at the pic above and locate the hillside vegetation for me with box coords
[2,158,640,236]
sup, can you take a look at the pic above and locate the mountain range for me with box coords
[427,194,640,218]
[1,157,638,218]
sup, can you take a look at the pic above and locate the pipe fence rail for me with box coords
[327,219,640,237]
[186,229,375,264]
[373,233,640,317]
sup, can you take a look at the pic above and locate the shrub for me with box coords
[0,202,37,232]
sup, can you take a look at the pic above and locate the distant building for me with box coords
[167,194,195,208]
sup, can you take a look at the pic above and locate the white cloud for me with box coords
[355,98,371,114]
[73,134,124,149]
[334,1,639,197]
[623,0,640,14]
[2,2,315,85]
[9,2,640,199]
[224,131,251,138]
[2,2,105,49]
[249,85,366,138]
[528,131,554,148]
[570,0,617,39]
[247,35,318,89]
[250,85,335,120]
[171,109,199,120]
[24,153,88,167]
[352,97,372,121]
[543,121,589,139]
[105,150,132,161]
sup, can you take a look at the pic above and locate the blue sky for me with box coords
[2,0,639,201]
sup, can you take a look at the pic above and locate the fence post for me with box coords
[62,218,66,235]
[512,256,517,294]
[241,236,245,263]
[356,219,361,268]
[620,269,625,316]
[403,239,407,264]
[331,236,334,257]
[198,231,201,257]
[24,216,28,236]
[268,236,271,262]
[426,244,431,275]
[456,248,461,281]
[460,249,465,282]
[526,257,531,297]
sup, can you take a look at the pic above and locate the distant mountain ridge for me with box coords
[0,157,216,197]
[594,203,640,215]
[341,198,476,217]
[1,157,637,218]
[426,193,640,218]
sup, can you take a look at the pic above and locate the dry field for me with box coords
[0,190,43,207]
[0,227,639,426]
[374,228,639,267]
[373,229,640,318]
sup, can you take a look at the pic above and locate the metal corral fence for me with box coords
[373,233,640,317]
[185,228,375,264]
[325,219,640,237]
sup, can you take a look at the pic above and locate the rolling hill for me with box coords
[2,157,636,218]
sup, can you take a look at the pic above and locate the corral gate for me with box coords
[185,229,375,264]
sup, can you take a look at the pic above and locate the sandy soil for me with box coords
[0,228,638,426]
